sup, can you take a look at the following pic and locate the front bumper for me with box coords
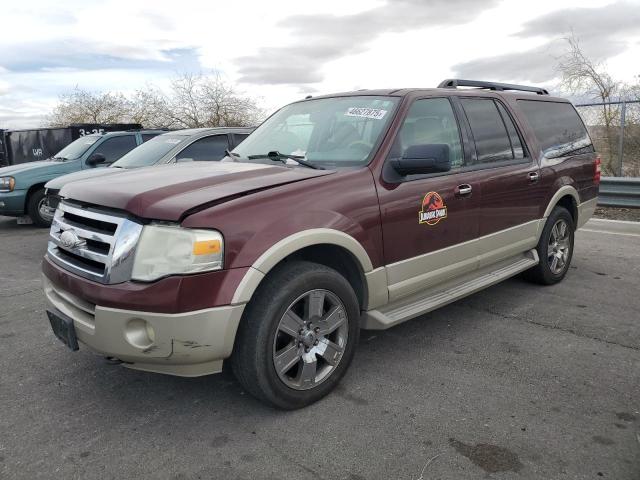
[43,274,245,377]
[0,189,26,216]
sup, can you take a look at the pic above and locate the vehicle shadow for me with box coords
[0,215,46,232]
[60,299,466,421]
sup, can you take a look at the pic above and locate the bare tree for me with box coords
[163,72,263,128]
[557,34,621,173]
[47,88,132,126]
[46,72,263,129]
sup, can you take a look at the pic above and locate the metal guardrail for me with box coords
[598,177,640,208]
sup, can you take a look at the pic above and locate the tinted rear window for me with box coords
[518,100,593,158]
[461,98,515,164]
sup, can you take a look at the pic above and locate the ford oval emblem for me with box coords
[59,230,85,249]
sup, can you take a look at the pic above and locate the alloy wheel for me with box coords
[272,289,349,390]
[547,218,571,275]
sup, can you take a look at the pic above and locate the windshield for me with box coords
[112,134,186,168]
[233,96,399,167]
[53,135,100,161]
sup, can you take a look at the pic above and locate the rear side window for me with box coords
[460,98,522,164]
[142,133,161,142]
[92,135,137,163]
[495,102,524,159]
[176,135,229,162]
[232,133,250,147]
[518,100,593,158]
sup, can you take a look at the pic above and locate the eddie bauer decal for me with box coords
[419,192,447,226]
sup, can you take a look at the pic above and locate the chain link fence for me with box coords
[575,101,640,177]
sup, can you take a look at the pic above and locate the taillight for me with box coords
[594,155,601,185]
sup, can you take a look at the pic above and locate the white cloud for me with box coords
[0,0,639,127]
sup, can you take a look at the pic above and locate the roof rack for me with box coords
[438,79,549,95]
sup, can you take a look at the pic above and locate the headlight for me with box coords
[131,225,224,281]
[0,177,15,192]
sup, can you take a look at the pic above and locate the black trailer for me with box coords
[0,129,6,167]
[3,123,142,165]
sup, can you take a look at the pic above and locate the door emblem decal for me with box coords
[419,192,447,226]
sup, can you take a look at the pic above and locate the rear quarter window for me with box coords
[142,133,161,142]
[518,100,593,158]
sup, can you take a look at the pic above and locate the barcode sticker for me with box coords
[344,107,387,120]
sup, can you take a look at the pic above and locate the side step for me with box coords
[362,249,539,330]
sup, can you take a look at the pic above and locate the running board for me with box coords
[362,249,539,330]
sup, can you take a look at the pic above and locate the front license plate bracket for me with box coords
[47,310,80,351]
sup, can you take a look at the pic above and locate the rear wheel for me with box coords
[27,188,53,227]
[525,206,574,285]
[231,261,360,409]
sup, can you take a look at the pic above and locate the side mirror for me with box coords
[391,144,451,176]
[86,153,106,167]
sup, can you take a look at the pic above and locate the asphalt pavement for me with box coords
[0,216,638,480]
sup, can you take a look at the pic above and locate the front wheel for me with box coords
[230,261,360,409]
[524,206,574,285]
[27,188,53,227]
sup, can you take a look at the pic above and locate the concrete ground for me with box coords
[0,216,638,480]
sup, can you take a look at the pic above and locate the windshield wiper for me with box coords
[52,156,69,161]
[247,151,324,170]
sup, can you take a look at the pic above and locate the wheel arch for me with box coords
[231,229,387,310]
[24,182,46,213]
[542,185,579,227]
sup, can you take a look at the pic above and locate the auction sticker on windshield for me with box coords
[345,107,387,120]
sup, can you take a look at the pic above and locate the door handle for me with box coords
[528,171,539,183]
[455,184,472,196]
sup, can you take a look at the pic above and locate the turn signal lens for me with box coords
[193,239,221,255]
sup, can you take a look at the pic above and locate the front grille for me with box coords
[46,188,60,211]
[47,201,144,284]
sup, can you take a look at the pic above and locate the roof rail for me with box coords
[438,79,549,95]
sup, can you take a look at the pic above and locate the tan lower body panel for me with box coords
[43,275,245,377]
[363,249,539,329]
[385,220,540,302]
[577,197,597,229]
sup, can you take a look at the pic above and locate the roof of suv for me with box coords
[299,80,568,103]
[168,127,255,136]
[94,129,169,137]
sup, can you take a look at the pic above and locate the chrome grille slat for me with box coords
[52,216,114,243]
[47,201,144,284]
[58,202,123,224]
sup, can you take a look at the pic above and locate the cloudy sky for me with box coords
[1,0,639,128]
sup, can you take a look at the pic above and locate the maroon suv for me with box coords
[42,79,599,409]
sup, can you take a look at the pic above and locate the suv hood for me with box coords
[0,159,71,177]
[60,162,334,221]
[46,167,123,191]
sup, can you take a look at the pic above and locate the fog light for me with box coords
[124,318,156,349]
[0,201,5,208]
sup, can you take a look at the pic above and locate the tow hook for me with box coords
[104,356,123,365]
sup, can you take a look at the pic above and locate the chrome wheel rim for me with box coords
[272,289,349,391]
[547,219,571,275]
[38,197,54,222]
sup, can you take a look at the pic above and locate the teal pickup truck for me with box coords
[0,129,164,226]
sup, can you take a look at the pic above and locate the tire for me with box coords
[26,188,52,228]
[230,260,360,409]
[524,206,575,285]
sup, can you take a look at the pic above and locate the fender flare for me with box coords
[231,228,376,305]
[543,185,579,219]
[536,185,580,240]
